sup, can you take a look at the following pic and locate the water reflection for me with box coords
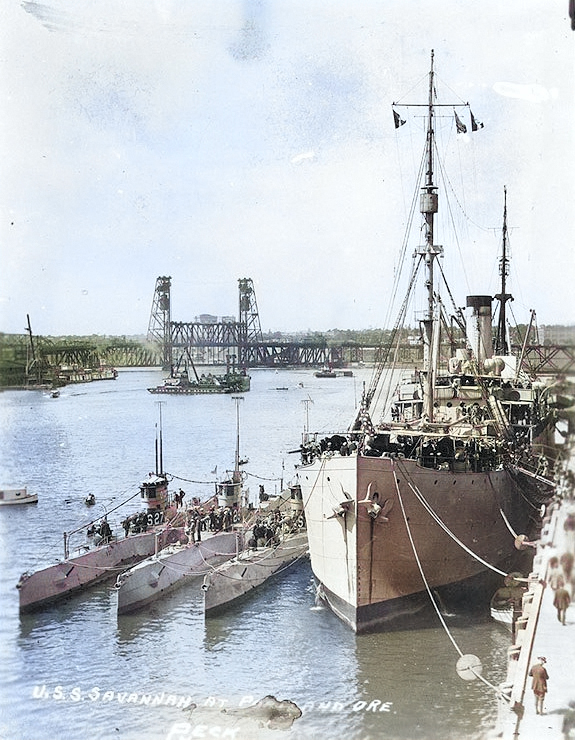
[350,616,509,740]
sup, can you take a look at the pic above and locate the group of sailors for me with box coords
[185,502,240,543]
[301,430,514,473]
[86,517,113,545]
[120,510,160,536]
[174,488,186,508]
[88,484,305,549]
[300,435,359,465]
[249,509,305,549]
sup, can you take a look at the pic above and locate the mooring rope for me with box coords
[395,460,509,577]
[391,465,507,698]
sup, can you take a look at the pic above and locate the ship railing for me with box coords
[416,454,504,472]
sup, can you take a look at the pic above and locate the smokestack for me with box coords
[466,295,493,367]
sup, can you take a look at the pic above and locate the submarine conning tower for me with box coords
[466,295,493,368]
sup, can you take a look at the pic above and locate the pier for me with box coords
[497,438,575,739]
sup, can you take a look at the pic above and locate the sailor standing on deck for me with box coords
[529,656,549,715]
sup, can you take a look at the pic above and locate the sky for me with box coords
[0,0,573,337]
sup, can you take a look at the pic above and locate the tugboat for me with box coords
[297,52,557,633]
[314,365,338,379]
[148,350,250,395]
[0,487,38,506]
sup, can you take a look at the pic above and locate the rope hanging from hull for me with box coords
[395,458,510,577]
[392,463,508,699]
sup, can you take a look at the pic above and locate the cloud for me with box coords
[1,1,573,335]
[291,151,316,164]
[493,81,558,103]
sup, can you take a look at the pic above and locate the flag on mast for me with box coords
[454,110,467,134]
[470,110,484,131]
[393,109,406,129]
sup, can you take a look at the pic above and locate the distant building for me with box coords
[540,325,575,345]
[198,314,218,324]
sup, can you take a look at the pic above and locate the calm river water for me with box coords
[0,368,510,740]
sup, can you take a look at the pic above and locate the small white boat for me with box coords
[490,572,528,628]
[0,488,38,506]
[202,529,308,614]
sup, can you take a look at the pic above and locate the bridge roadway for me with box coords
[118,339,575,373]
[5,333,573,373]
[109,339,367,368]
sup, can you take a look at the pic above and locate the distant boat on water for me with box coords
[0,488,38,506]
[314,366,353,378]
[314,364,337,378]
[16,314,117,391]
[148,349,250,395]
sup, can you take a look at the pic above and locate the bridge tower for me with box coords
[238,278,262,365]
[148,276,172,369]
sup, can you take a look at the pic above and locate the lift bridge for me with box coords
[147,276,575,374]
[147,276,348,369]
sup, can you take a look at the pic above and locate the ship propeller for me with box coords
[339,482,352,500]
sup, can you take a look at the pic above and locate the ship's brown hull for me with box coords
[299,454,540,632]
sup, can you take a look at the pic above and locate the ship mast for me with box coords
[418,50,441,421]
[155,400,164,476]
[232,395,243,484]
[363,51,476,427]
[494,186,513,355]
